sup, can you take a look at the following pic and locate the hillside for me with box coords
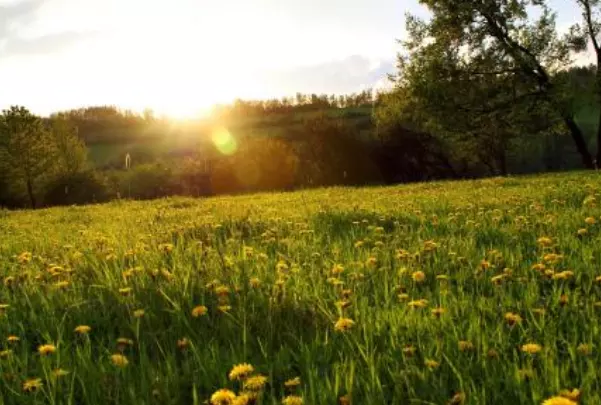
[1,172,601,404]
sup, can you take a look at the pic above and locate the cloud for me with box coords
[259,55,396,96]
[0,0,92,58]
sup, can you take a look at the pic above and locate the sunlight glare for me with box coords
[211,127,237,155]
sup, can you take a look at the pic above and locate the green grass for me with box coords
[1,171,601,404]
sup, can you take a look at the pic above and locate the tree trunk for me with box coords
[26,178,36,209]
[596,107,601,169]
[563,115,595,169]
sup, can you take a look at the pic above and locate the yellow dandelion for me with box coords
[7,335,19,343]
[133,309,145,318]
[192,305,208,317]
[398,293,410,301]
[537,237,553,247]
[408,299,428,309]
[284,377,301,388]
[74,325,91,334]
[210,389,236,405]
[243,374,268,391]
[22,378,43,392]
[595,275,601,283]
[331,264,345,275]
[282,395,304,405]
[339,394,351,405]
[215,286,230,296]
[229,363,254,381]
[449,392,466,405]
[334,317,355,332]
[458,341,474,352]
[541,396,577,405]
[585,217,596,225]
[38,344,56,356]
[218,305,232,313]
[577,228,588,236]
[431,307,446,317]
[0,349,12,358]
[425,359,440,369]
[366,257,377,266]
[111,353,129,367]
[576,343,593,356]
[52,368,69,378]
[412,271,426,283]
[560,294,569,306]
[521,343,542,354]
[177,337,190,350]
[504,312,523,326]
[118,287,132,296]
[233,393,256,405]
[249,278,261,288]
[402,345,416,356]
[487,349,499,359]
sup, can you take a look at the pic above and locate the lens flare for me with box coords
[211,127,237,155]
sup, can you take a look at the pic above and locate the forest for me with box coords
[2,0,601,209]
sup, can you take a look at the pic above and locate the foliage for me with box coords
[43,171,111,206]
[1,172,601,404]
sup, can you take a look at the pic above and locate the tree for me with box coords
[49,114,89,176]
[568,0,601,165]
[391,0,596,169]
[0,106,57,208]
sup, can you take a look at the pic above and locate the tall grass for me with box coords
[1,171,600,404]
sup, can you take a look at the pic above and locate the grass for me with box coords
[1,171,601,404]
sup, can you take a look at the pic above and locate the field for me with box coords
[1,172,601,405]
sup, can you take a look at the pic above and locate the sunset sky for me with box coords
[0,0,590,117]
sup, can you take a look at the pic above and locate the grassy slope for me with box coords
[1,172,601,404]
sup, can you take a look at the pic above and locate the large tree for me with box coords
[0,106,57,208]
[389,0,596,170]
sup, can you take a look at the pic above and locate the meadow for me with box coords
[1,171,601,405]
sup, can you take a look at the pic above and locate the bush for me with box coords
[121,163,175,200]
[44,171,111,206]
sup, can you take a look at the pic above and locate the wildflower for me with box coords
[118,287,132,296]
[339,394,351,405]
[336,300,352,309]
[491,274,506,285]
[402,345,416,357]
[229,363,254,381]
[177,338,190,350]
[74,325,91,334]
[52,368,69,378]
[577,343,593,356]
[158,243,174,253]
[284,377,301,388]
[38,344,56,356]
[218,305,232,313]
[111,353,129,368]
[487,349,499,359]
[192,305,208,317]
[282,395,303,405]
[425,359,440,369]
[432,307,446,317]
[412,271,426,283]
[521,343,542,354]
[537,237,553,247]
[541,397,577,405]
[331,264,344,275]
[243,374,268,391]
[577,228,588,236]
[210,389,237,405]
[532,263,546,272]
[215,286,230,296]
[233,393,256,405]
[116,338,134,351]
[0,349,12,358]
[585,217,596,225]
[354,241,364,248]
[133,309,145,318]
[458,341,474,352]
[398,293,410,301]
[366,257,377,267]
[504,312,523,326]
[408,299,428,309]
[480,260,491,270]
[560,294,569,306]
[595,275,601,283]
[7,335,19,343]
[22,378,43,392]
[334,317,355,332]
[552,271,574,281]
[249,278,261,288]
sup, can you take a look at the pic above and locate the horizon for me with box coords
[0,0,591,119]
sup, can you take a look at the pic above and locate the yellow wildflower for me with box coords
[22,378,43,392]
[74,325,91,334]
[521,343,542,354]
[559,389,581,402]
[458,341,474,352]
[282,395,303,405]
[111,353,129,367]
[38,344,56,356]
[133,309,145,318]
[243,374,268,391]
[412,271,426,283]
[334,317,355,332]
[425,359,440,369]
[541,397,577,405]
[210,389,236,405]
[504,312,523,326]
[192,305,208,317]
[284,377,301,388]
[229,363,254,381]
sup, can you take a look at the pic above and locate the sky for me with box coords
[0,0,591,117]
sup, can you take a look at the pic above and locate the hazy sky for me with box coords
[0,0,590,117]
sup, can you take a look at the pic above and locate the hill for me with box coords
[1,172,601,404]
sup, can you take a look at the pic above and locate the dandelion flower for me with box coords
[284,377,301,388]
[7,335,20,343]
[425,359,440,369]
[111,353,129,368]
[334,317,355,332]
[218,305,232,313]
[521,343,542,354]
[585,217,596,225]
[282,395,303,405]
[0,349,12,358]
[408,299,428,309]
[412,271,426,283]
[229,363,254,380]
[339,394,351,405]
[541,397,577,405]
[458,341,474,352]
[74,325,91,334]
[38,344,56,356]
[211,389,236,405]
[577,343,593,356]
[118,287,132,296]
[431,307,446,317]
[177,338,190,350]
[577,228,588,236]
[449,392,466,405]
[504,312,523,326]
[243,374,268,391]
[537,237,553,247]
[402,345,416,356]
[192,305,208,317]
[22,378,43,392]
[52,368,69,378]
[133,309,145,318]
[249,278,261,288]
